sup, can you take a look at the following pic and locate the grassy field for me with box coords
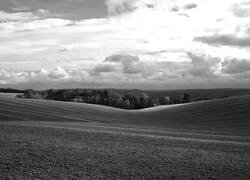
[0,93,250,179]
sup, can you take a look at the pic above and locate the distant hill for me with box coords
[146,88,250,101]
[0,88,25,93]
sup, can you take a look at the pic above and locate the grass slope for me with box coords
[0,94,250,134]
[0,94,250,179]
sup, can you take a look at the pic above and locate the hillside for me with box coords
[0,93,250,179]
[0,93,250,135]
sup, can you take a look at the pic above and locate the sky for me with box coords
[0,0,250,90]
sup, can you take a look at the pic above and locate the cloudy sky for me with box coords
[1,0,250,89]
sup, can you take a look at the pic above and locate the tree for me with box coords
[123,99,131,109]
[159,96,170,105]
[181,93,190,103]
[152,98,160,106]
[23,89,39,98]
[108,91,123,107]
[139,92,149,108]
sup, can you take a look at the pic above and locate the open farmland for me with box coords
[0,94,250,179]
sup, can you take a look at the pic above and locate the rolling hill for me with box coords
[0,93,250,179]
[0,93,250,135]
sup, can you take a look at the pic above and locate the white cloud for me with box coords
[1,0,250,88]
[0,9,54,22]
[0,66,86,85]
[0,11,38,22]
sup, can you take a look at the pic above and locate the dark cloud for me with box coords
[194,34,250,47]
[48,73,66,79]
[169,3,197,13]
[105,0,138,16]
[11,6,31,11]
[142,50,169,55]
[187,52,221,77]
[112,2,137,15]
[100,53,205,80]
[93,64,117,74]
[104,54,139,63]
[101,53,223,80]
[0,0,107,19]
[104,54,142,74]
[184,3,197,10]
[170,6,179,12]
[141,49,183,55]
[222,58,250,74]
[146,4,154,9]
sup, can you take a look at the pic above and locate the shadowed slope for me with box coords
[0,94,250,134]
[135,96,250,134]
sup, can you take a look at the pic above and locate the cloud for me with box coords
[105,0,201,15]
[0,18,72,34]
[0,10,38,22]
[0,9,56,22]
[93,63,118,74]
[231,1,250,18]
[104,54,139,63]
[48,66,70,79]
[1,53,249,89]
[194,34,250,47]
[0,0,107,20]
[1,0,250,89]
[11,6,32,12]
[95,53,190,80]
[0,68,40,84]
[222,58,250,74]
[184,3,197,10]
[0,66,77,84]
[187,52,222,77]
[105,0,138,15]
[104,54,146,74]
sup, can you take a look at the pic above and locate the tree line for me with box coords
[19,89,190,109]
[0,88,25,93]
